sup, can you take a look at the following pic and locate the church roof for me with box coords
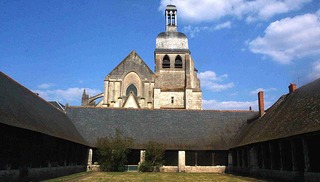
[66,107,258,150]
[232,78,320,148]
[106,50,154,80]
[0,72,90,146]
[157,32,187,39]
[156,32,189,50]
[166,5,177,9]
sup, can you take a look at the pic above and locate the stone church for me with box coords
[81,5,202,110]
[1,4,320,182]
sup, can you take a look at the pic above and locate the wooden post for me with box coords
[212,152,215,166]
[269,142,274,170]
[290,139,298,171]
[261,144,265,169]
[237,149,241,168]
[302,138,311,172]
[279,141,284,171]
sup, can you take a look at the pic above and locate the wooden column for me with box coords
[302,138,311,172]
[249,146,258,170]
[237,149,241,168]
[195,151,198,166]
[279,141,284,171]
[269,142,274,170]
[241,148,246,167]
[212,152,215,166]
[290,139,298,171]
[228,151,233,167]
[261,144,265,169]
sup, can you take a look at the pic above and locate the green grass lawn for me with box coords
[45,172,266,182]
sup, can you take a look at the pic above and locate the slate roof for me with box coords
[232,78,320,148]
[66,107,258,150]
[0,72,89,146]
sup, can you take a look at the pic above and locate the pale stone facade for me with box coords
[82,5,202,109]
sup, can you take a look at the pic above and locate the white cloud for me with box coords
[37,83,54,89]
[250,87,277,95]
[249,11,320,64]
[182,22,231,38]
[214,21,232,30]
[198,70,227,81]
[203,99,272,110]
[33,87,101,105]
[308,61,320,81]
[159,0,311,23]
[160,0,235,22]
[203,99,257,110]
[183,25,209,38]
[198,70,234,92]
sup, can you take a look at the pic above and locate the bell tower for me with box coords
[165,5,178,32]
[153,5,202,110]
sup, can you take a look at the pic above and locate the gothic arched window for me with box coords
[126,84,137,96]
[162,55,170,68]
[175,55,182,68]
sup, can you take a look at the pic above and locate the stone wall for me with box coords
[160,166,179,172]
[160,166,226,173]
[185,166,226,173]
[156,70,186,90]
[100,51,155,108]
[186,90,202,110]
[156,91,185,108]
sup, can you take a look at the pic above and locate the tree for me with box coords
[96,129,133,171]
[139,141,165,172]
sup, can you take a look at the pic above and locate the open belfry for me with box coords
[81,5,202,109]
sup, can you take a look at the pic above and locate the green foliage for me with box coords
[138,161,153,172]
[96,129,133,172]
[139,141,165,172]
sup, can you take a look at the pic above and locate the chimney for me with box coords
[288,83,297,93]
[258,91,264,117]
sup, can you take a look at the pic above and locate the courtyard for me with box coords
[45,172,266,182]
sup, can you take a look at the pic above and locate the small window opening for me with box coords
[162,55,170,68]
[175,55,182,68]
[126,84,137,96]
[172,14,175,25]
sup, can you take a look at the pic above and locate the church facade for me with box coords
[81,5,202,110]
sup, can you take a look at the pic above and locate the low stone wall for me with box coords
[0,165,86,182]
[185,166,226,173]
[160,166,226,173]
[160,166,179,172]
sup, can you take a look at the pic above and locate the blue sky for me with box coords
[1,0,320,110]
